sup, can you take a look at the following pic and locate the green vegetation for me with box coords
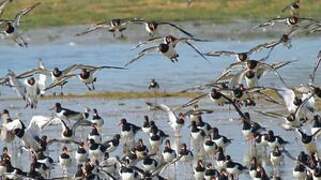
[3,0,321,28]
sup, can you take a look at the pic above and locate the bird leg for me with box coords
[85,83,92,91]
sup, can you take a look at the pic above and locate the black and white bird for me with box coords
[162,139,177,163]
[59,146,72,175]
[76,18,141,38]
[3,116,51,151]
[133,20,194,37]
[205,42,272,62]
[211,127,232,149]
[73,64,125,91]
[146,102,185,136]
[193,160,206,180]
[75,142,88,164]
[91,108,104,129]
[178,143,193,162]
[224,155,247,179]
[296,128,320,154]
[119,118,141,143]
[51,102,90,122]
[0,3,40,47]
[125,43,179,66]
[133,35,208,61]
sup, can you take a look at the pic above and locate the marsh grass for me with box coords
[2,0,321,28]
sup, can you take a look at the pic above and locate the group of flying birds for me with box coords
[1,0,321,180]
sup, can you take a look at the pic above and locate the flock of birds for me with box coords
[1,0,321,180]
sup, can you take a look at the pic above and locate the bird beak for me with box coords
[49,106,55,110]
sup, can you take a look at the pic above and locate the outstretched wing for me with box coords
[254,17,288,29]
[74,64,126,72]
[159,21,194,37]
[75,23,110,36]
[0,0,12,17]
[310,51,321,84]
[131,36,163,50]
[124,46,159,67]
[4,119,23,131]
[14,2,40,27]
[184,40,209,62]
[205,50,237,57]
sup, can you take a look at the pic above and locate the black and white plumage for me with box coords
[91,108,104,128]
[3,116,52,151]
[59,146,72,174]
[211,127,232,149]
[133,35,208,62]
[125,43,179,66]
[254,16,317,29]
[0,2,40,47]
[193,160,206,180]
[119,118,141,140]
[146,102,184,136]
[73,64,125,91]
[296,128,320,154]
[282,0,300,15]
[75,142,88,164]
[178,143,193,162]
[205,42,273,62]
[51,102,90,122]
[76,18,140,38]
[133,20,194,37]
[162,139,176,163]
[224,155,247,179]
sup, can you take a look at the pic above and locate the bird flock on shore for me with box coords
[1,0,321,179]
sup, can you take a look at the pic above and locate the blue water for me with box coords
[0,37,320,97]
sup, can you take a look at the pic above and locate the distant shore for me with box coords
[4,0,321,28]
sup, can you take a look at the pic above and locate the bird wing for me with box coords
[27,115,57,136]
[229,69,247,88]
[254,17,288,29]
[310,51,321,84]
[247,42,272,55]
[74,64,126,72]
[124,45,159,67]
[294,92,315,118]
[276,87,296,113]
[75,23,110,36]
[182,92,208,108]
[184,40,209,62]
[13,2,40,27]
[0,0,11,17]
[7,72,27,99]
[3,119,22,131]
[254,110,287,119]
[271,60,298,70]
[44,74,76,91]
[131,37,163,50]
[183,108,214,117]
[281,0,299,12]
[159,21,194,37]
[205,50,237,57]
[62,64,79,75]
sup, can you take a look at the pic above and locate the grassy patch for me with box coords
[2,0,321,28]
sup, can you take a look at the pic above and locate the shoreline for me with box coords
[1,21,317,47]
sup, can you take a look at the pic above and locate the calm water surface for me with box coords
[0,37,320,179]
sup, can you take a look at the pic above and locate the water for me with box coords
[0,36,320,179]
[0,37,320,96]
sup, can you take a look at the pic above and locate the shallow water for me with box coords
[0,36,320,179]
[0,96,315,179]
[0,37,320,96]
